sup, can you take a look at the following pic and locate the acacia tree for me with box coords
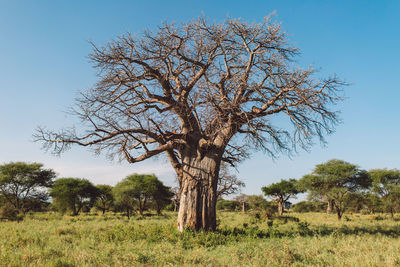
[113,174,168,216]
[94,184,114,214]
[262,179,302,215]
[50,178,99,215]
[35,16,344,231]
[151,181,173,215]
[0,162,56,213]
[369,169,400,217]
[301,159,371,220]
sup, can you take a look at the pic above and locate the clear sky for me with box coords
[1,0,399,197]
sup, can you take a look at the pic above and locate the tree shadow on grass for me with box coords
[216,222,400,239]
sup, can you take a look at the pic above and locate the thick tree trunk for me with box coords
[278,200,284,216]
[177,154,220,232]
[327,199,334,214]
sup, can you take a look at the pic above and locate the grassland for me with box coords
[1,211,400,266]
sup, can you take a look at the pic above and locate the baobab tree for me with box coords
[35,15,344,231]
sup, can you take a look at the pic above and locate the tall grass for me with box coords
[1,212,400,266]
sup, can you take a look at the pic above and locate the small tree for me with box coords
[369,169,400,217]
[151,180,173,215]
[292,201,327,213]
[113,181,136,218]
[344,192,368,213]
[171,186,181,212]
[94,185,114,214]
[262,179,302,215]
[234,193,248,214]
[216,199,240,211]
[113,174,169,216]
[363,192,383,214]
[0,162,56,213]
[50,178,99,215]
[301,159,371,220]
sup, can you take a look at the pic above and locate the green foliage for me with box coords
[246,195,269,210]
[0,162,56,213]
[363,193,383,213]
[292,201,327,213]
[343,192,369,213]
[217,199,240,211]
[262,179,302,198]
[50,178,99,215]
[369,169,400,216]
[113,174,172,217]
[245,195,277,219]
[262,179,303,215]
[0,203,24,221]
[301,159,371,219]
[94,185,114,214]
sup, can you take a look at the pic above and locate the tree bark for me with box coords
[177,154,220,232]
[242,202,246,214]
[278,200,284,216]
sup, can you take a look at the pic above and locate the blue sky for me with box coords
[1,1,399,197]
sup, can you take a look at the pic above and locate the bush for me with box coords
[292,201,327,213]
[0,204,24,221]
[216,199,240,211]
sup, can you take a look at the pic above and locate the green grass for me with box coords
[1,211,400,266]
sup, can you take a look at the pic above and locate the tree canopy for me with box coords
[94,184,114,214]
[262,178,303,215]
[369,169,400,216]
[113,174,172,217]
[0,162,56,213]
[50,178,99,215]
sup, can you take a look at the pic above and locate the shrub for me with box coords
[292,201,327,213]
[216,199,240,211]
[0,204,24,221]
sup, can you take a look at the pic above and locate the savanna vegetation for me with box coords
[1,15,399,266]
[1,159,400,265]
[2,211,400,266]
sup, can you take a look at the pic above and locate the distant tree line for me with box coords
[259,159,400,220]
[216,159,400,221]
[0,161,245,221]
[1,159,399,222]
[0,162,174,220]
